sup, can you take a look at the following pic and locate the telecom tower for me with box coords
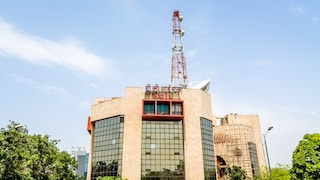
[171,10,188,87]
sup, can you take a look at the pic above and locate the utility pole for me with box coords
[264,126,273,180]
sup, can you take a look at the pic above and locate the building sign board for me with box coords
[145,84,182,100]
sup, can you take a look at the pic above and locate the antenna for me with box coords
[171,10,188,87]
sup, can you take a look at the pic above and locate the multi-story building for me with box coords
[86,85,216,180]
[71,147,89,179]
[214,114,266,179]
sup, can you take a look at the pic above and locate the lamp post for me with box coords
[263,126,273,180]
[14,124,28,134]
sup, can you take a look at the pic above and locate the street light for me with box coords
[14,124,28,134]
[263,126,273,180]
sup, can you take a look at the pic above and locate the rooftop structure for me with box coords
[171,10,188,87]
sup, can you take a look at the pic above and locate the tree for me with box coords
[254,164,291,180]
[224,165,246,180]
[97,176,127,180]
[272,164,290,180]
[290,133,320,179]
[0,121,81,179]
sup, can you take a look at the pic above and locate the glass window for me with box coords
[141,120,185,179]
[144,102,155,114]
[249,142,260,176]
[91,115,124,179]
[157,102,170,115]
[200,117,216,180]
[172,103,182,115]
[150,144,156,149]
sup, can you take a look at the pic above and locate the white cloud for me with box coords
[0,18,113,77]
[11,74,71,98]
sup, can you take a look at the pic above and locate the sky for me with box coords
[0,0,319,167]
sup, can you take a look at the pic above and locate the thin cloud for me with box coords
[288,5,306,15]
[132,53,170,66]
[37,85,70,97]
[186,49,198,61]
[0,18,113,77]
[312,17,320,23]
[11,74,71,98]
[249,60,282,67]
[79,100,92,110]
[88,83,99,89]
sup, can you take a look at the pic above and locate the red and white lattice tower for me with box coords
[171,10,188,87]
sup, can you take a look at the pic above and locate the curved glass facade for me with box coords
[91,115,124,179]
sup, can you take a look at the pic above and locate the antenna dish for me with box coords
[191,79,211,92]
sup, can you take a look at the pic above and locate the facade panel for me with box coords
[200,117,216,180]
[141,120,185,179]
[90,115,124,179]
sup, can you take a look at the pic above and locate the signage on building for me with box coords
[145,84,182,100]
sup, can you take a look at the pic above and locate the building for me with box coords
[85,9,267,180]
[213,114,266,179]
[71,147,89,179]
[86,85,217,180]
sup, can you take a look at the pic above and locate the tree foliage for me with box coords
[97,176,127,180]
[290,133,320,180]
[254,164,290,180]
[0,121,81,179]
[272,164,290,180]
[224,165,247,180]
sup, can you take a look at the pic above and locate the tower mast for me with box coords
[171,10,188,87]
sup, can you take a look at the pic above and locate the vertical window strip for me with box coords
[200,117,217,180]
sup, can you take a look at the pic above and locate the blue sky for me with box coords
[0,1,319,167]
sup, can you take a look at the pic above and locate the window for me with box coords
[172,103,182,115]
[248,142,259,176]
[157,102,170,115]
[143,100,183,118]
[144,102,155,114]
[141,120,185,179]
[91,115,124,179]
[200,117,216,180]
[150,144,156,149]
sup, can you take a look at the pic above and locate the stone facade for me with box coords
[214,114,266,179]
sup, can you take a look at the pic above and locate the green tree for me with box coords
[224,165,247,180]
[254,164,291,180]
[0,121,81,179]
[253,166,268,180]
[272,164,290,180]
[97,176,127,180]
[290,133,320,180]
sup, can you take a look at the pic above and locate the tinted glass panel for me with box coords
[141,120,185,179]
[91,115,124,179]
[144,102,155,114]
[248,142,259,176]
[201,117,216,180]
